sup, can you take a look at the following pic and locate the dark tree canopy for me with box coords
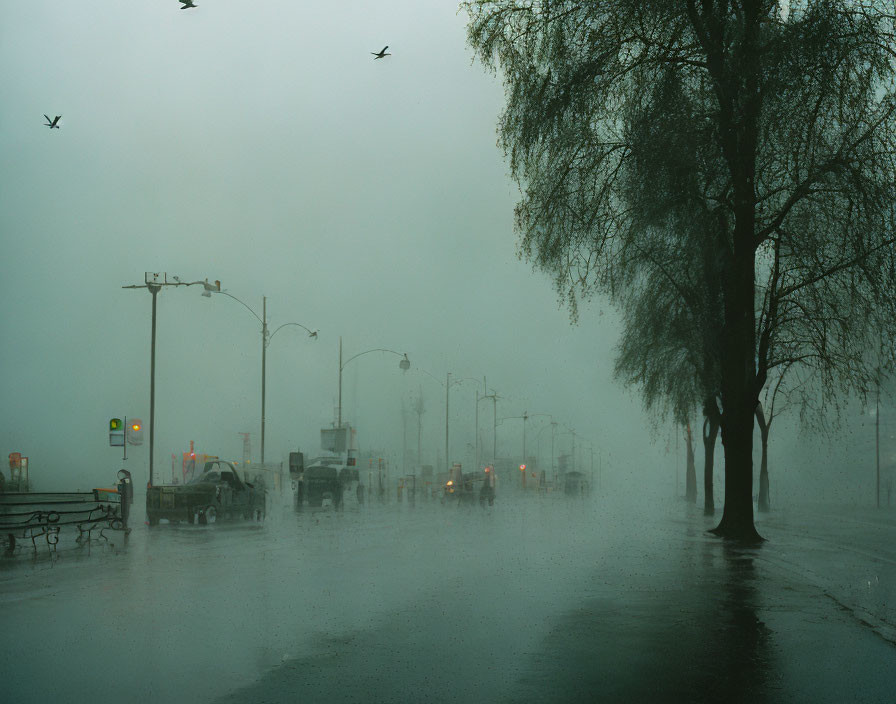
[466,0,896,540]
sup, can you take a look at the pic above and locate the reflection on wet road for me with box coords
[1,495,894,703]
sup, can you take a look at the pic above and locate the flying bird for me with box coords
[180,0,197,8]
[371,46,391,60]
[43,115,61,129]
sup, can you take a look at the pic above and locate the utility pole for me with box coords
[402,395,409,477]
[492,392,498,464]
[551,421,556,485]
[124,273,219,487]
[148,283,159,487]
[338,336,343,429]
[261,296,267,464]
[522,412,528,465]
[446,372,451,476]
[522,412,528,490]
[475,389,480,470]
[414,388,424,470]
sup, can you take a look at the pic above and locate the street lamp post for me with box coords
[498,412,552,488]
[446,373,450,477]
[474,377,487,469]
[148,283,159,487]
[212,291,317,464]
[123,272,220,486]
[337,336,410,430]
[412,389,425,469]
[416,369,482,475]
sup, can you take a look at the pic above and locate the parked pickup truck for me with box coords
[146,460,265,526]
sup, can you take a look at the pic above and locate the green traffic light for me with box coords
[110,418,122,431]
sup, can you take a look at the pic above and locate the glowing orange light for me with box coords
[519,464,526,471]
[131,423,141,431]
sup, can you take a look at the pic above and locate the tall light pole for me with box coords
[412,388,425,469]
[211,291,317,464]
[473,376,495,469]
[337,336,410,429]
[123,272,219,486]
[522,413,552,466]
[551,421,557,481]
[446,375,482,473]
[446,372,451,476]
[556,424,577,481]
[415,369,481,475]
[535,416,556,483]
[502,412,547,488]
[498,413,527,487]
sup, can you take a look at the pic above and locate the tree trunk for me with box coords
[685,423,697,503]
[702,412,719,516]
[695,1,763,543]
[713,205,762,541]
[755,404,770,513]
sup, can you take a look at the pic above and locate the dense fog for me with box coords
[1,1,889,506]
[2,2,895,703]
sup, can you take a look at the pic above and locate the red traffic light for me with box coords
[127,418,144,446]
[519,464,526,471]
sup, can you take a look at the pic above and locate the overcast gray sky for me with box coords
[0,0,883,502]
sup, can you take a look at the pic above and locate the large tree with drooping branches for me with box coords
[466,0,896,540]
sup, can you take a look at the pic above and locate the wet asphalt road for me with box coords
[1,492,895,703]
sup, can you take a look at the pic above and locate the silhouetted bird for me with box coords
[43,115,61,129]
[371,46,391,59]
[180,0,197,8]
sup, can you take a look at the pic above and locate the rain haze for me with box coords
[2,2,895,703]
[1,0,649,489]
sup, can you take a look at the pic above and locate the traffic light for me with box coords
[109,418,124,447]
[519,464,526,471]
[127,419,144,446]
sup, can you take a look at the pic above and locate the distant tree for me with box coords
[684,421,697,503]
[613,251,722,512]
[612,196,724,514]
[467,0,896,540]
[754,367,796,513]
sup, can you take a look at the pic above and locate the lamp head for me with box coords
[202,279,221,297]
[399,354,410,371]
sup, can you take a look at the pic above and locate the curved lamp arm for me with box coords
[213,291,264,325]
[450,376,482,389]
[414,367,445,386]
[269,322,319,343]
[342,348,410,371]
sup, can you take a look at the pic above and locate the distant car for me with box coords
[441,466,495,506]
[294,457,365,510]
[146,460,265,526]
